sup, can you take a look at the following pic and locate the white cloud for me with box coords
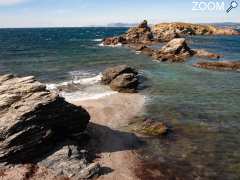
[0,0,28,6]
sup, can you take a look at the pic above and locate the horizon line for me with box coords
[0,21,240,29]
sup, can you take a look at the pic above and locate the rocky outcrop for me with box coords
[155,30,180,42]
[0,74,102,179]
[102,20,154,46]
[125,20,154,44]
[38,144,100,179]
[103,36,127,46]
[193,61,240,71]
[152,38,194,62]
[0,75,92,175]
[153,22,240,36]
[149,38,222,62]
[102,65,139,93]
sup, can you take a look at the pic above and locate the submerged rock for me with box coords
[193,61,240,71]
[0,74,90,164]
[102,65,139,93]
[136,119,169,136]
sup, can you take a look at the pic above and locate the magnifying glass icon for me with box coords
[226,1,238,13]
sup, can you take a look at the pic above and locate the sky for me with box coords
[0,0,239,27]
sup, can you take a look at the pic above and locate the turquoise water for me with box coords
[0,28,240,179]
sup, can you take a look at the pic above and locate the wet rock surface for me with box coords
[193,61,240,71]
[131,118,169,137]
[102,65,139,93]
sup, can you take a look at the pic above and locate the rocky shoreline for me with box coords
[0,67,158,180]
[102,20,225,63]
[102,20,240,72]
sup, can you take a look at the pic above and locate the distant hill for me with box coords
[205,22,240,30]
[106,23,138,27]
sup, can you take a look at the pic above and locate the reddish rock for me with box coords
[193,61,240,71]
[103,36,126,46]
[194,49,223,59]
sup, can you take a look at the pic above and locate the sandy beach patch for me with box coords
[70,93,145,180]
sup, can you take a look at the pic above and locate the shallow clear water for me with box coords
[0,28,240,179]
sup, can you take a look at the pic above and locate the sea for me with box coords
[0,27,240,179]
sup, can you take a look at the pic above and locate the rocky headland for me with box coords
[153,22,240,36]
[102,20,225,63]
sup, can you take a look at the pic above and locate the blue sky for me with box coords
[0,0,239,27]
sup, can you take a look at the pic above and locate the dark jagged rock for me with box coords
[38,144,100,179]
[193,61,240,71]
[102,65,139,93]
[0,74,90,164]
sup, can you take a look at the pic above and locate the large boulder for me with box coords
[110,73,139,93]
[152,38,194,62]
[0,74,90,164]
[102,65,139,93]
[102,65,138,85]
[160,38,192,55]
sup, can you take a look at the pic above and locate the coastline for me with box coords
[70,93,145,180]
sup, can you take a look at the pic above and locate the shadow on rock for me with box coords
[86,123,144,155]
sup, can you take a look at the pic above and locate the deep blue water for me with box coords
[0,27,240,179]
